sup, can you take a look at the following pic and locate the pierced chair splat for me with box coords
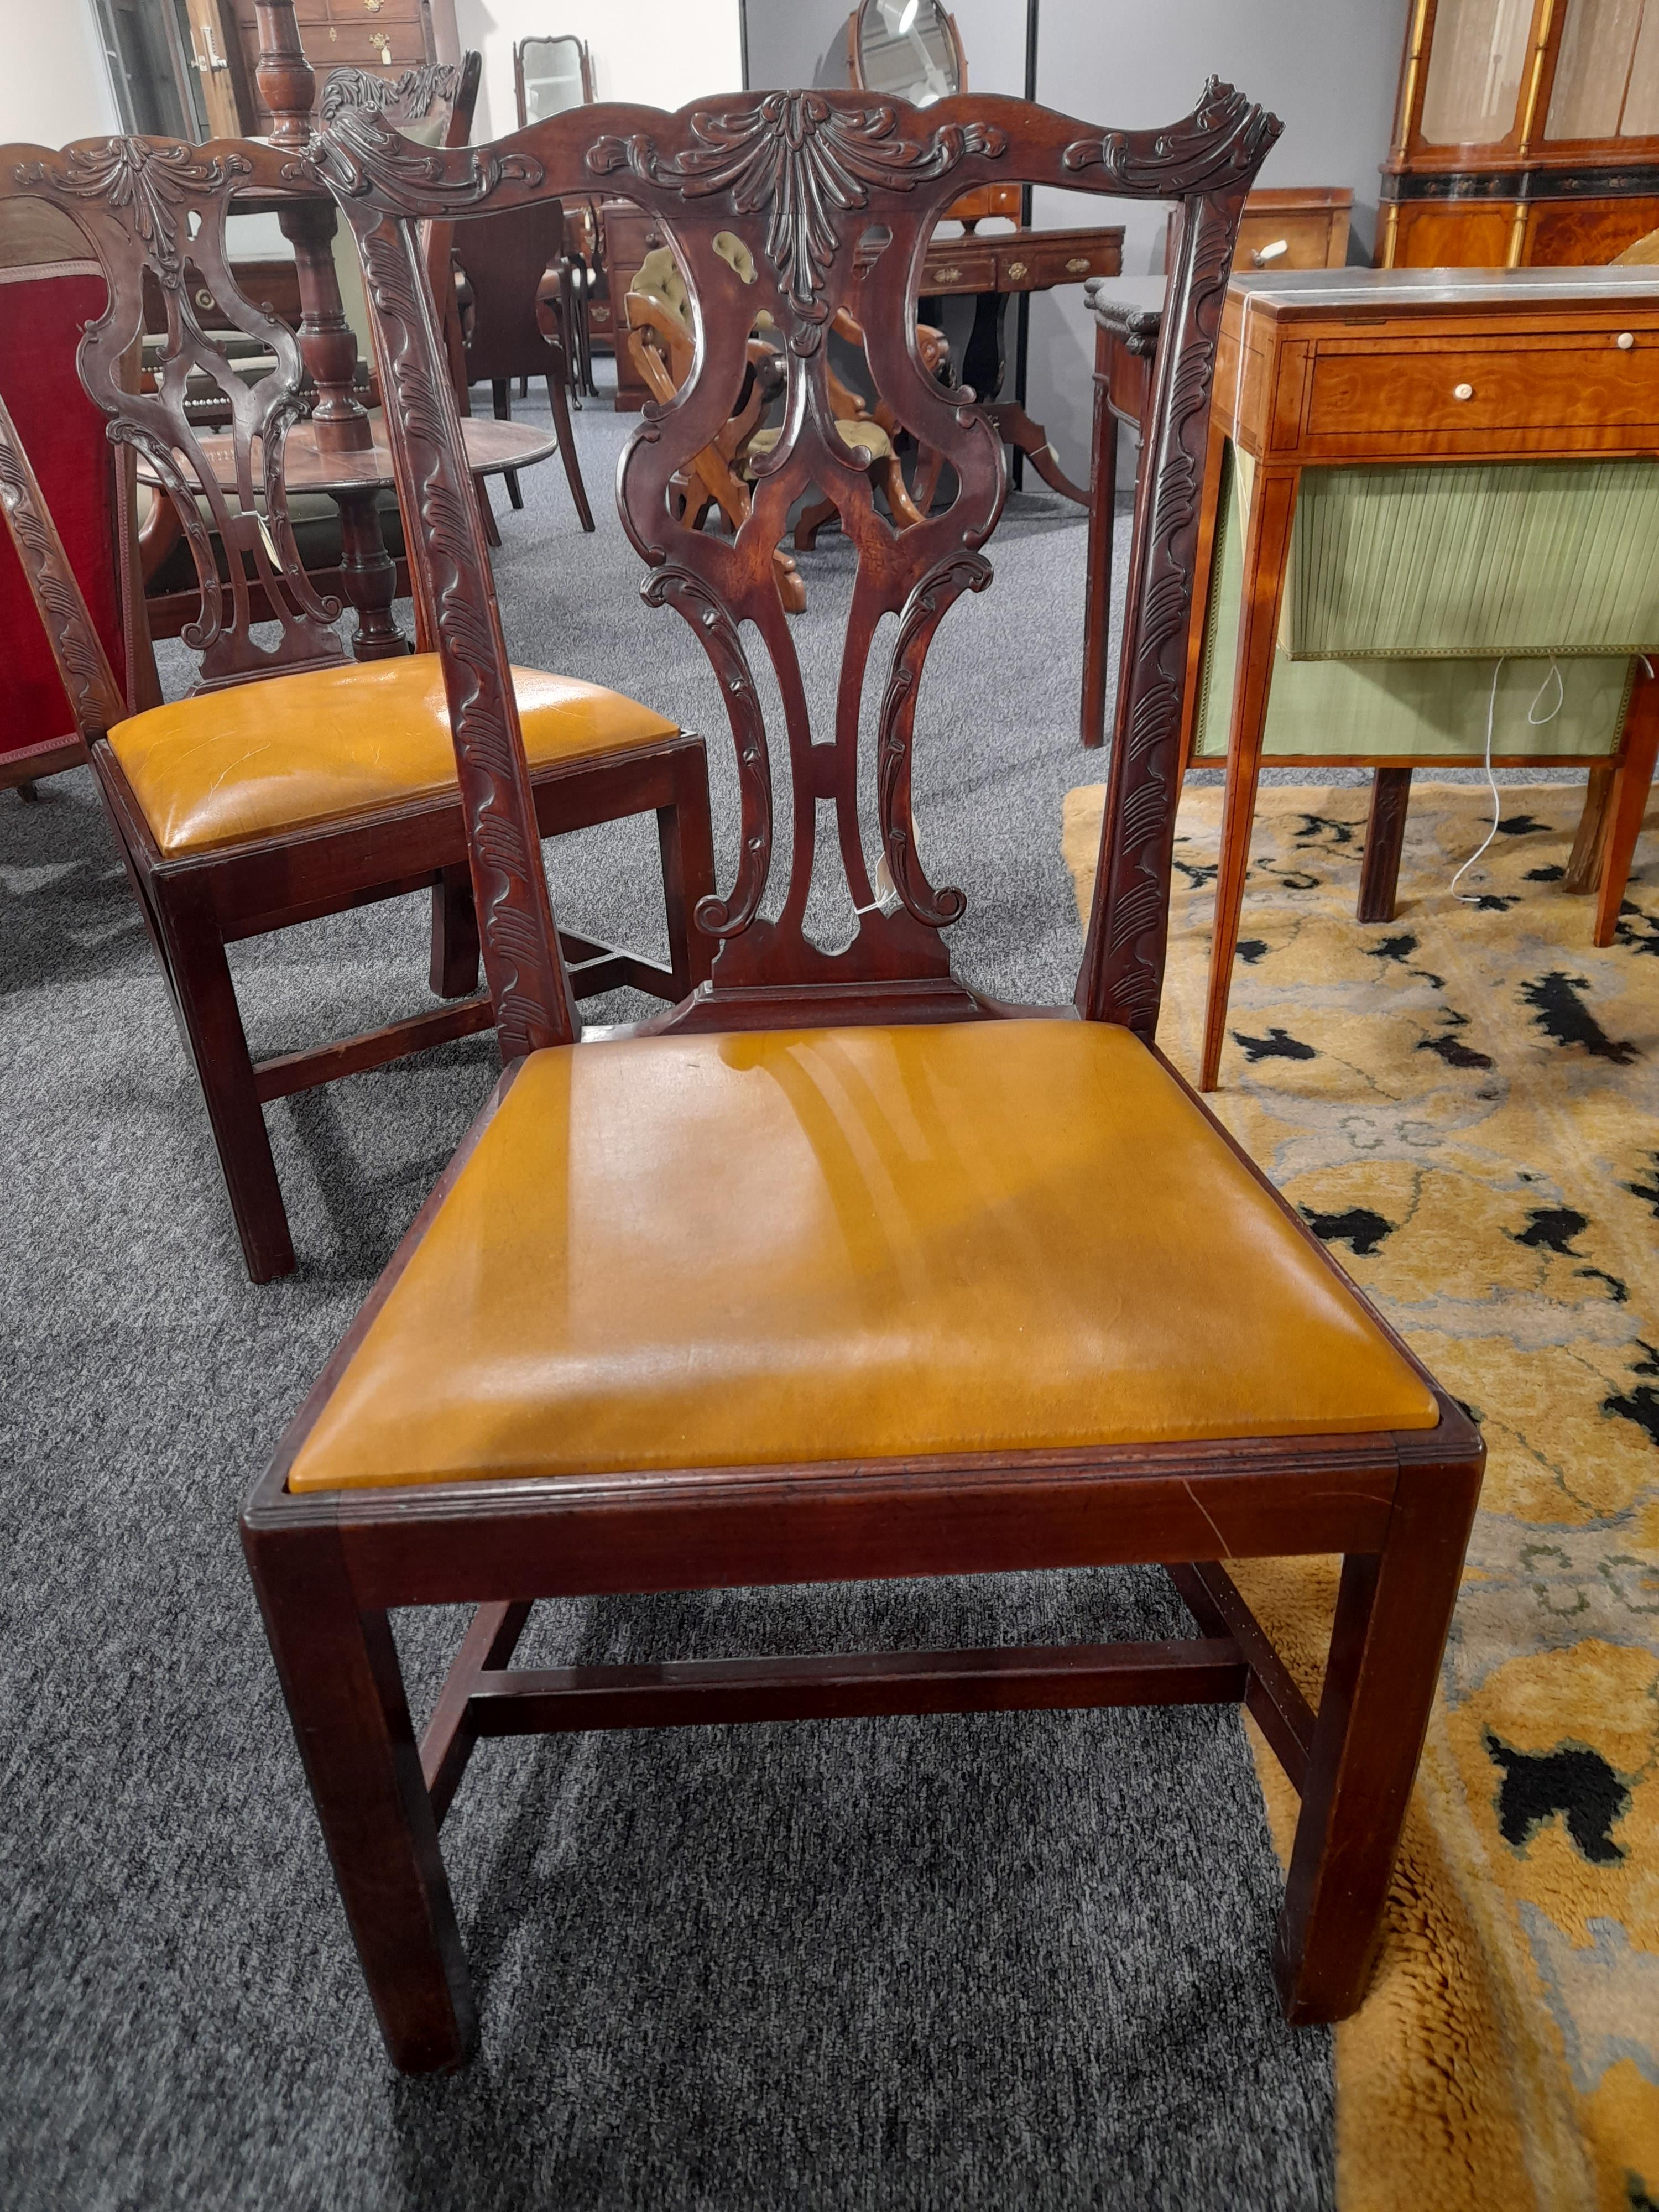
[242,84,1484,2075]
[0,131,716,1284]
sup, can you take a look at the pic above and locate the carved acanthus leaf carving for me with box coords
[1062,79,1279,198]
[318,62,466,125]
[588,95,1005,350]
[13,139,253,290]
[309,109,544,211]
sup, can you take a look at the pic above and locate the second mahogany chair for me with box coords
[0,134,713,1283]
[238,84,1483,2076]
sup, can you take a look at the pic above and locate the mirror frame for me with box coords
[845,0,968,102]
[513,34,597,129]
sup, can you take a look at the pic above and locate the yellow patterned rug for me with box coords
[1063,778,1659,2212]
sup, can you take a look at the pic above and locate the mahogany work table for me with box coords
[1087,265,1659,1088]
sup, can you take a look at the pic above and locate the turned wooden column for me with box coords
[257,0,408,659]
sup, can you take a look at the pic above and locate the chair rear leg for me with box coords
[430,866,481,999]
[158,877,295,1281]
[658,749,718,996]
[242,1515,476,2073]
[546,372,596,533]
[1273,1452,1481,2023]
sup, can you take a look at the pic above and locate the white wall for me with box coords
[453,0,744,140]
[0,0,118,149]
[1029,0,1412,477]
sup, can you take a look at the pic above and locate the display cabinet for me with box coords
[1381,0,1659,265]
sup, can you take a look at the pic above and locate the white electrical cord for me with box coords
[1450,656,1566,902]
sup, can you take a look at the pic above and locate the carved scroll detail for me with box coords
[1075,87,1283,1033]
[355,215,575,1052]
[874,552,990,928]
[14,139,252,290]
[643,566,773,937]
[589,95,1005,351]
[1062,77,1279,198]
[308,108,544,211]
[318,62,468,126]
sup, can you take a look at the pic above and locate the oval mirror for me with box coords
[850,0,963,108]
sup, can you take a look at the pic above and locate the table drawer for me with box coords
[1238,211,1340,271]
[1307,333,1659,438]
[920,247,998,292]
[1009,238,1115,289]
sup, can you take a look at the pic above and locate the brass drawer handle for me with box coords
[934,264,963,282]
[1066,255,1091,273]
[1618,331,1636,349]
[1453,382,1474,401]
[589,305,611,324]
[1007,259,1028,278]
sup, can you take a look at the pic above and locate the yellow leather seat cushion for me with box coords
[108,653,679,857]
[287,1019,1439,1493]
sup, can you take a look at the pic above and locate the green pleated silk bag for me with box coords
[1193,444,1641,762]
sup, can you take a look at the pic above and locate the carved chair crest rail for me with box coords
[237,84,1485,2076]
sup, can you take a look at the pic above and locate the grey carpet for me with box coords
[2,379,1335,2209]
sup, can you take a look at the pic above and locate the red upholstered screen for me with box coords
[0,263,124,774]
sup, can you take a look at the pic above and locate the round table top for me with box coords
[142,415,557,496]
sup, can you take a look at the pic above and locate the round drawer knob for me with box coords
[1453,382,1475,401]
[1618,330,1636,349]
[1066,256,1091,273]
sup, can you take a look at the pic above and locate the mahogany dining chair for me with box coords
[239,82,1484,2073]
[0,133,714,1283]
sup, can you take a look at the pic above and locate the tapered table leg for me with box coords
[1595,667,1659,945]
[1080,324,1117,750]
[1357,767,1412,924]
[1201,461,1299,1092]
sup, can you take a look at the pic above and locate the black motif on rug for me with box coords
[1231,1026,1317,1064]
[1486,1734,1629,1864]
[1367,932,1447,990]
[1235,938,1269,966]
[1605,1342,1659,1451]
[1495,813,1550,837]
[1290,812,1358,848]
[1520,972,1641,1065]
[1417,1007,1494,1070]
[1615,902,1659,957]
[1510,1206,1589,1256]
[1626,1153,1659,1220]
[1526,864,1567,883]
[1299,1205,1396,1256]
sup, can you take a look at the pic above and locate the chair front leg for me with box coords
[156,874,295,1282]
[1274,1452,1481,2023]
[243,1515,476,2072]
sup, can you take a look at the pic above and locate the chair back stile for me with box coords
[3,137,347,697]
[317,84,1279,1039]
[0,384,128,742]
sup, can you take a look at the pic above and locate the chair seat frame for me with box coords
[238,82,1484,2073]
[91,725,714,1279]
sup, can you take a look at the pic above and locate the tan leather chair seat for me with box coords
[109,653,679,857]
[287,1019,1439,1494]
